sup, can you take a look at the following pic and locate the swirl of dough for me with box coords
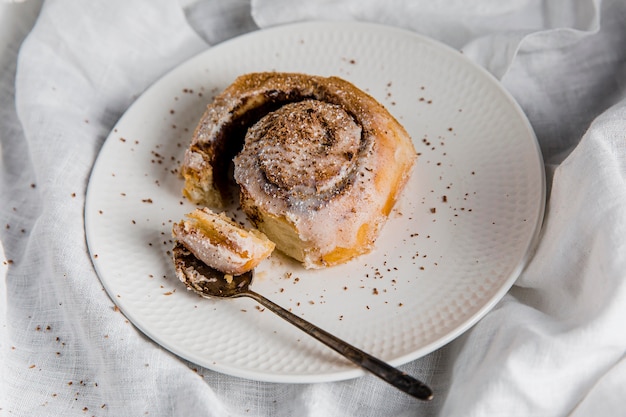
[181,72,416,268]
[240,99,361,206]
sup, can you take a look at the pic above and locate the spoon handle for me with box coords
[245,290,433,401]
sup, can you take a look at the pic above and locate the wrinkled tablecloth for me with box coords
[1,0,625,416]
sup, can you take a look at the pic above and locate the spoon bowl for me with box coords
[173,243,252,298]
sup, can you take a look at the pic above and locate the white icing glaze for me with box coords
[233,100,382,263]
[182,72,416,268]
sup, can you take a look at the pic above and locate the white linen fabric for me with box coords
[1,0,625,416]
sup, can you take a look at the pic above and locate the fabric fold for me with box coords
[3,1,212,416]
[2,0,625,415]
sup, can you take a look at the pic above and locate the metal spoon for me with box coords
[173,243,433,401]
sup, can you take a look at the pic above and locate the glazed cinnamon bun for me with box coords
[172,207,275,276]
[181,72,416,268]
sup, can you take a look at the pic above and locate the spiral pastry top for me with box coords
[181,72,416,268]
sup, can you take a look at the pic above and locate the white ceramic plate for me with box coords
[85,21,545,383]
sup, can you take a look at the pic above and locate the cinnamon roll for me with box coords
[172,208,275,276]
[181,72,416,268]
